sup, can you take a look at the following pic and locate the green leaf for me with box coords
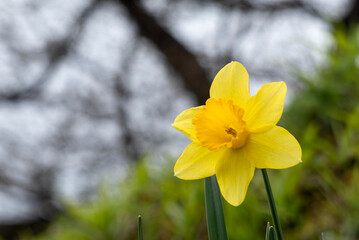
[204,175,228,240]
[138,215,143,240]
[265,222,278,240]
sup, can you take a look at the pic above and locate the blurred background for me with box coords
[0,0,359,239]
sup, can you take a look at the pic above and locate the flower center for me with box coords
[225,127,237,137]
[192,98,249,151]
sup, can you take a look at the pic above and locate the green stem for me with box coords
[261,169,284,240]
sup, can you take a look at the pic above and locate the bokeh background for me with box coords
[0,0,359,239]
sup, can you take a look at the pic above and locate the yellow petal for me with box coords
[215,149,255,206]
[172,106,203,141]
[174,142,226,180]
[210,62,250,108]
[244,82,287,133]
[245,126,302,169]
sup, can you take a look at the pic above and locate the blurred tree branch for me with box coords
[114,40,141,161]
[343,0,359,27]
[0,167,59,240]
[209,0,322,17]
[118,0,211,105]
[0,0,104,237]
[0,0,101,102]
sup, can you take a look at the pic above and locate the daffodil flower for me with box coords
[172,62,302,206]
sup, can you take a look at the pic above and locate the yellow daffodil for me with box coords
[172,62,302,206]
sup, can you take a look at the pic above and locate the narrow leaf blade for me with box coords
[265,222,278,240]
[138,215,143,240]
[205,175,228,240]
[269,226,278,240]
[265,222,271,240]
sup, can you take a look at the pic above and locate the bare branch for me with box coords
[205,0,322,18]
[343,0,359,27]
[113,40,141,161]
[118,0,211,105]
[0,0,102,102]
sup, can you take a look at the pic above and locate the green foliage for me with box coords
[22,26,359,240]
[280,26,359,239]
[22,160,206,240]
[21,160,273,240]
